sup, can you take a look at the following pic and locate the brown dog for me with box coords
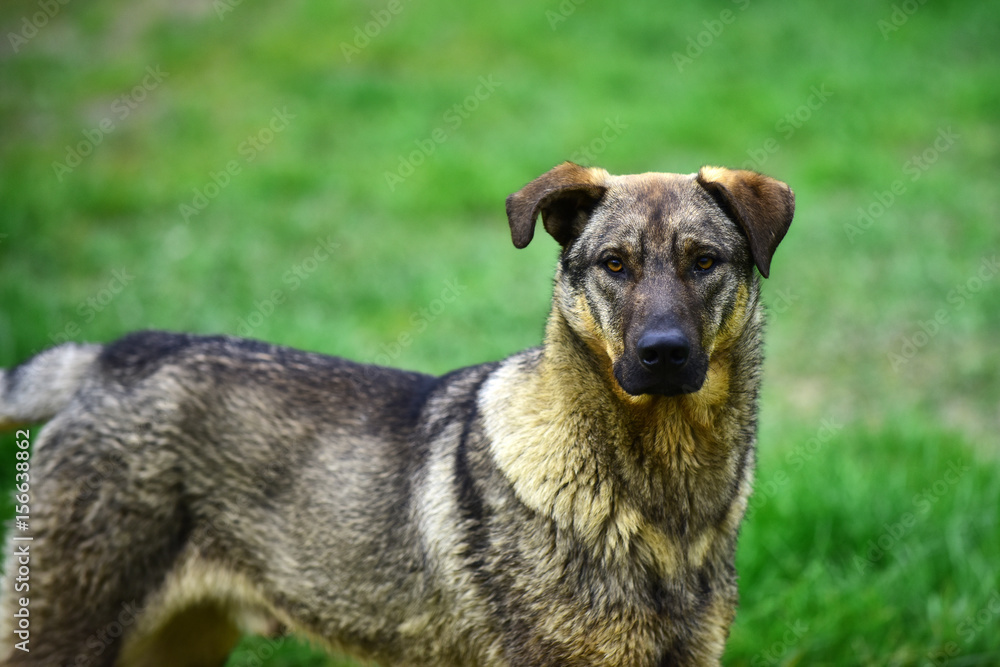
[0,162,793,666]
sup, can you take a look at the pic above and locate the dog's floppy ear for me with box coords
[506,162,609,248]
[696,166,795,278]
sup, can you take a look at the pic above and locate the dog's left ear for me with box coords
[506,162,609,248]
[696,166,795,278]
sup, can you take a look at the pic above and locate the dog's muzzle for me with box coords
[614,327,708,397]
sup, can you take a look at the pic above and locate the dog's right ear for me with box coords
[505,162,609,248]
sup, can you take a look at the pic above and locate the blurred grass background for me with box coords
[0,0,998,664]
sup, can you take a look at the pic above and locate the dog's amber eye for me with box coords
[605,258,624,273]
[695,256,714,271]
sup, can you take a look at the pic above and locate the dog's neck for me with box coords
[481,293,762,566]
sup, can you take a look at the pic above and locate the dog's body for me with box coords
[0,163,793,666]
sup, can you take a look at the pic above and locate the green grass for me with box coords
[1,0,998,664]
[732,419,999,665]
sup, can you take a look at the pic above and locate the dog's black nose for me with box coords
[637,330,690,370]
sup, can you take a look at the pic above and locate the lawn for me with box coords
[0,0,998,664]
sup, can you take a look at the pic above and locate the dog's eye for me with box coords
[605,257,624,273]
[695,256,715,272]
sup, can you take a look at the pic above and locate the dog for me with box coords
[0,162,793,666]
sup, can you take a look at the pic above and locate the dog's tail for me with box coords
[0,343,102,429]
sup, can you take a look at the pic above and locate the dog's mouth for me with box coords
[613,360,708,397]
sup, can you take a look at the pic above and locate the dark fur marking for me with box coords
[453,374,494,571]
[98,330,207,381]
[712,438,755,527]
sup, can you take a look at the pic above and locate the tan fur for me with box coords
[118,556,277,666]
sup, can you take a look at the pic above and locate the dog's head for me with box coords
[507,162,794,398]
